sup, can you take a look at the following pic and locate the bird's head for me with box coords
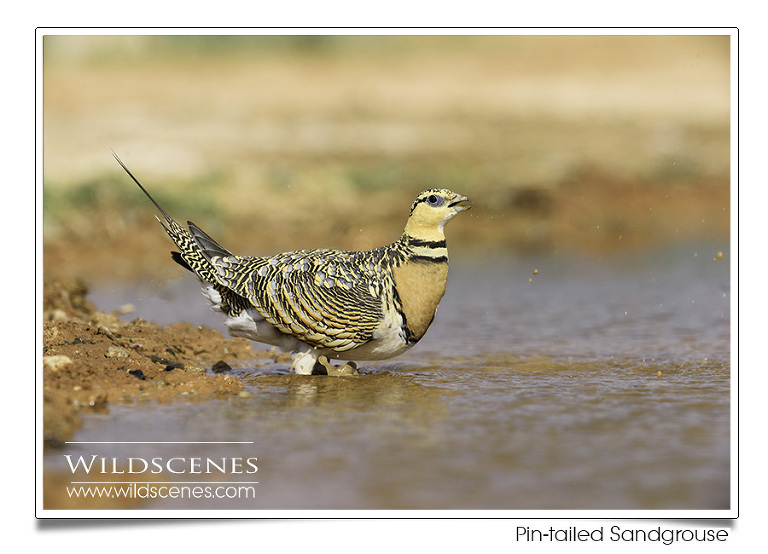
[404,189,471,240]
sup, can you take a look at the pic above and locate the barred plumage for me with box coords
[115,154,470,375]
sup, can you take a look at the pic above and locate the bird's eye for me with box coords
[426,194,442,206]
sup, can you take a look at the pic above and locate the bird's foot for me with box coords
[316,356,359,376]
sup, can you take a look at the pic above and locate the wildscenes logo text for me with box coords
[63,455,258,475]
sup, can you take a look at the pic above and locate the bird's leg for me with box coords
[290,350,318,375]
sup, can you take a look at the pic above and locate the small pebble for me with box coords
[128,369,146,380]
[105,346,130,358]
[97,326,116,340]
[43,355,73,372]
[211,360,232,373]
[330,364,359,376]
[48,309,69,322]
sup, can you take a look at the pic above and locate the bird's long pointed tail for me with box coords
[112,151,231,279]
[112,150,175,228]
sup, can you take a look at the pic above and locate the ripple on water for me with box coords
[70,244,730,509]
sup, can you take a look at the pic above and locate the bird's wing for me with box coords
[209,249,393,351]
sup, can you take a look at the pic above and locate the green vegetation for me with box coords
[42,35,512,65]
[43,172,222,232]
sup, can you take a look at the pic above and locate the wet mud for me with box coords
[42,278,281,449]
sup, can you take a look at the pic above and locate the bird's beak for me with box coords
[449,195,471,212]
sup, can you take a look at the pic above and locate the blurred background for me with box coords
[42,34,730,282]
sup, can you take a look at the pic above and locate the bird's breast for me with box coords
[391,259,448,342]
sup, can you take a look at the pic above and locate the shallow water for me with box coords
[53,242,731,510]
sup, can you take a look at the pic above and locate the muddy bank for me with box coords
[42,171,730,284]
[42,278,283,449]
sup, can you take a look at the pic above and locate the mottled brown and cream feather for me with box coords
[115,152,470,374]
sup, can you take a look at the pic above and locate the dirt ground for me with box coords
[42,277,288,449]
[41,278,288,508]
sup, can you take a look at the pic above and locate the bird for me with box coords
[114,153,470,375]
